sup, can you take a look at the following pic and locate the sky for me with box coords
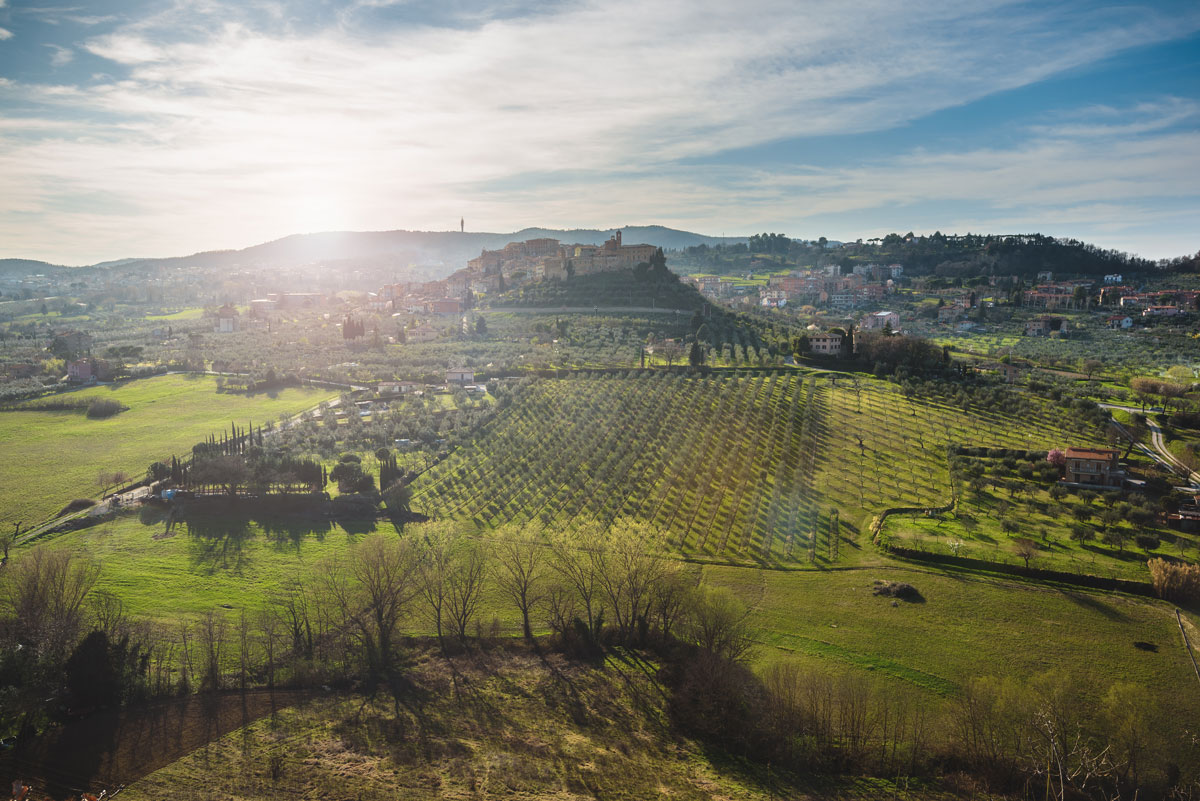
[0,0,1198,265]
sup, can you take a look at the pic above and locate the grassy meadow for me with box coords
[54,508,1200,787]
[0,374,335,527]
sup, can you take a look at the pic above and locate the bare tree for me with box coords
[198,609,229,692]
[592,518,670,642]
[445,539,486,640]
[237,609,253,691]
[418,523,486,643]
[491,525,550,640]
[347,533,420,679]
[680,587,753,663]
[0,546,99,661]
[548,523,606,640]
[648,562,694,640]
[254,608,282,689]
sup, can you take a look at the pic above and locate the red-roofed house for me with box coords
[1062,447,1122,487]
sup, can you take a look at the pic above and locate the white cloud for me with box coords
[0,27,14,40]
[45,44,74,67]
[2,0,1199,263]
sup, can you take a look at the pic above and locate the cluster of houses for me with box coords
[1023,279,1200,316]
[367,231,659,316]
[340,369,484,419]
[684,263,902,309]
[802,310,902,357]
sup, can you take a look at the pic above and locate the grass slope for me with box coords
[0,374,335,527]
[120,646,933,801]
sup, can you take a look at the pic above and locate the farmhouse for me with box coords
[1061,447,1123,488]
[429,298,465,314]
[860,310,900,331]
[1142,305,1181,317]
[809,332,844,357]
[67,359,92,382]
[214,304,239,333]
[446,369,475,384]
[404,323,440,343]
[1105,315,1133,329]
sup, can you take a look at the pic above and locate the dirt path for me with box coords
[0,689,313,799]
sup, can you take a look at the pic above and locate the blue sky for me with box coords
[0,0,1198,265]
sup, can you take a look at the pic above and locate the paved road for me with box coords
[1101,403,1200,486]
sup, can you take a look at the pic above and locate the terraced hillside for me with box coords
[411,372,1098,563]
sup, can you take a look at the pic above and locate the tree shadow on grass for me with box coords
[184,514,253,575]
[1058,588,1129,622]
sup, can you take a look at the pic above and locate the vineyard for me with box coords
[411,372,1097,563]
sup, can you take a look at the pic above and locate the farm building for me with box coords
[808,332,844,357]
[1061,447,1123,488]
[860,310,900,331]
[67,359,92,382]
[446,369,475,384]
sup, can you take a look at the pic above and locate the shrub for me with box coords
[872,580,923,602]
[85,398,126,418]
[58,498,96,516]
[1148,558,1200,603]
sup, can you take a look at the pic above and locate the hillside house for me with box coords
[446,369,475,384]
[1106,315,1133,329]
[1025,316,1063,336]
[1142,305,1181,317]
[429,298,465,314]
[214,304,239,333]
[67,359,92,382]
[404,323,440,343]
[1062,447,1123,488]
[861,310,900,331]
[809,332,844,357]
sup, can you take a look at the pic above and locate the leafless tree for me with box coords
[326,533,420,680]
[548,522,606,639]
[490,525,550,640]
[254,608,282,689]
[446,539,486,641]
[680,587,753,663]
[0,546,99,661]
[198,609,229,692]
[592,518,670,641]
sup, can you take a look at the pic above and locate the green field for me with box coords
[48,513,382,621]
[47,510,1200,731]
[706,562,1200,725]
[411,373,1098,562]
[0,374,336,527]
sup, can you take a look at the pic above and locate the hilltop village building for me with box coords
[376,231,659,315]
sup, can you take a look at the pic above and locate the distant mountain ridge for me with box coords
[0,226,748,277]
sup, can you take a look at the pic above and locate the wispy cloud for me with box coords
[0,27,13,41]
[44,44,74,67]
[1,0,1199,262]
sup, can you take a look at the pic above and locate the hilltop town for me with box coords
[370,230,660,315]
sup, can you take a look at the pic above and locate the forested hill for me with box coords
[486,265,709,310]
[680,232,1196,278]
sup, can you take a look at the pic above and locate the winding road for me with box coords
[1101,403,1200,487]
